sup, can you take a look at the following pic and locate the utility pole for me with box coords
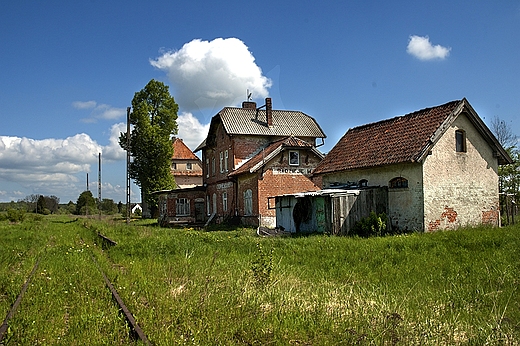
[126,107,131,224]
[98,153,102,218]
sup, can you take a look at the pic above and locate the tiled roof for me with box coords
[218,107,326,138]
[229,136,315,177]
[313,100,463,175]
[172,138,200,160]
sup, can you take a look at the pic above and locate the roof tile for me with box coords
[313,100,462,174]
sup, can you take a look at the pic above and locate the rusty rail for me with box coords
[0,258,40,345]
[90,253,152,345]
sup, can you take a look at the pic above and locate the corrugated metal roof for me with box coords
[218,107,326,138]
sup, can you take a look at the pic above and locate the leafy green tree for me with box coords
[75,191,97,215]
[45,195,60,214]
[99,198,118,215]
[36,195,46,214]
[119,79,178,217]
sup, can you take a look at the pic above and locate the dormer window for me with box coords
[289,150,300,166]
[359,179,368,187]
[455,130,466,152]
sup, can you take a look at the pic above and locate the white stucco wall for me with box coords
[422,112,500,231]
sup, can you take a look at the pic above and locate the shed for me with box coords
[271,186,388,235]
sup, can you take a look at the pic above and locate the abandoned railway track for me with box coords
[0,232,151,345]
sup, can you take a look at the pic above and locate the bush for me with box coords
[351,211,387,237]
[7,208,26,223]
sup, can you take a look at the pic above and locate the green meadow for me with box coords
[1,214,519,345]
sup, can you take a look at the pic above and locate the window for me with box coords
[455,130,466,152]
[289,151,300,166]
[224,150,229,172]
[176,198,190,216]
[212,157,216,176]
[222,192,228,212]
[172,162,177,170]
[205,159,209,178]
[244,189,253,216]
[206,195,210,215]
[186,162,192,170]
[389,177,408,189]
[219,152,223,173]
[359,179,368,187]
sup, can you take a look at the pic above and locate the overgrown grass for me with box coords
[1,215,519,344]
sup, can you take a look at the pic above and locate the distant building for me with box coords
[171,138,203,188]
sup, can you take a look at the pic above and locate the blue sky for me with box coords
[1,1,519,203]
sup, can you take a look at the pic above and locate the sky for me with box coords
[1,1,519,204]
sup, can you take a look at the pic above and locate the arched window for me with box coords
[389,177,408,189]
[455,130,466,152]
[359,179,368,187]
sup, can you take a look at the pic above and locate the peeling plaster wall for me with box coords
[423,113,500,231]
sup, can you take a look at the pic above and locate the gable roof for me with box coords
[172,138,200,161]
[313,98,512,175]
[195,104,326,151]
[229,136,324,177]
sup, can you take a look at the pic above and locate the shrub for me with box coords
[7,208,26,223]
[351,211,387,237]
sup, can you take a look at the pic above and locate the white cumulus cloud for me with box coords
[176,112,210,151]
[407,35,451,60]
[150,37,272,112]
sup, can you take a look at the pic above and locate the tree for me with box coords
[119,79,178,217]
[75,190,97,215]
[99,198,118,215]
[36,195,47,214]
[44,195,60,214]
[491,115,517,151]
[491,115,519,224]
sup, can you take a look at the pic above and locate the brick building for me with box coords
[171,137,203,188]
[195,98,326,227]
[312,99,512,232]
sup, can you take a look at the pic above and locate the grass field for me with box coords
[1,215,519,345]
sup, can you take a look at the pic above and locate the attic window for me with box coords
[455,130,467,153]
[289,151,300,166]
[389,177,408,189]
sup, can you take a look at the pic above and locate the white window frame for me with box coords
[219,152,224,173]
[175,198,190,216]
[222,191,228,212]
[205,158,209,178]
[224,150,229,172]
[289,150,300,166]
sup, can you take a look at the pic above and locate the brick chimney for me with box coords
[242,101,257,109]
[266,97,272,127]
